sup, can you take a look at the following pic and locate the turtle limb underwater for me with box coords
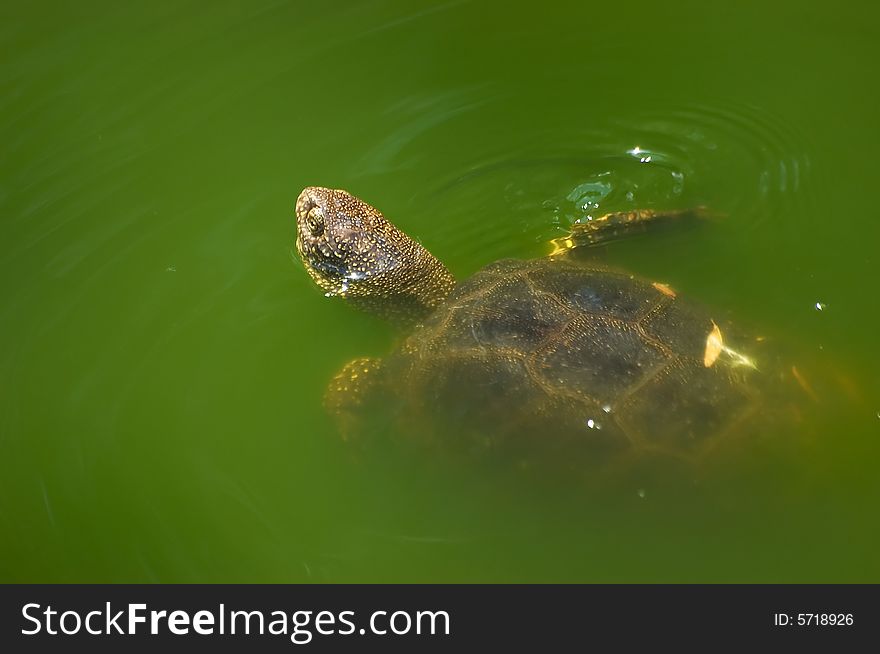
[548,206,715,254]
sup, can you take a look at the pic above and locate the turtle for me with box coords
[294,186,796,473]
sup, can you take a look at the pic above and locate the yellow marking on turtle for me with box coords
[703,321,724,368]
[652,282,677,298]
[703,321,758,369]
[547,236,575,256]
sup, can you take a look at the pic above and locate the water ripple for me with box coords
[624,102,815,230]
[421,101,812,261]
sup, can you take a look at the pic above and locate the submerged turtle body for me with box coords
[382,257,759,464]
[296,187,771,468]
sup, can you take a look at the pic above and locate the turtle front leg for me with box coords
[324,357,386,442]
[548,206,716,254]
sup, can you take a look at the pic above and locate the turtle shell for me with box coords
[383,256,763,465]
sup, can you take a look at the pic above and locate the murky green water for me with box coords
[2,1,878,582]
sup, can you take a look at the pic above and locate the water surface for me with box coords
[1,0,878,582]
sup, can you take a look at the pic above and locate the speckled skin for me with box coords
[295,187,778,468]
[296,187,455,323]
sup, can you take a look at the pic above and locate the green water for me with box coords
[2,0,878,582]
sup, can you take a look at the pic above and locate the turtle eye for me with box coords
[306,206,324,236]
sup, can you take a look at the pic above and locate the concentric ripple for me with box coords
[622,102,815,229]
[421,101,813,263]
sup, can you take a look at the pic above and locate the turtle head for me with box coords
[295,187,455,323]
[295,186,401,296]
